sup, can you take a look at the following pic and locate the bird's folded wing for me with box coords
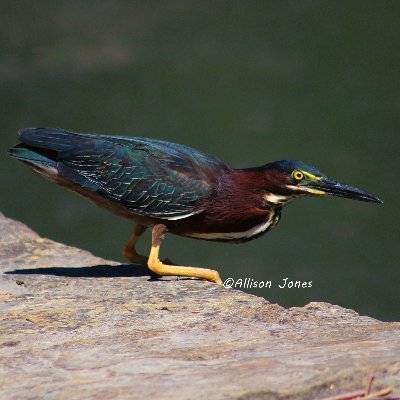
[19,129,226,219]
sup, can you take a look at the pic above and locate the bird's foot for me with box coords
[147,224,223,285]
[123,249,175,267]
[148,247,222,285]
[123,249,148,265]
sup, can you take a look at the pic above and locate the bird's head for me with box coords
[263,160,382,205]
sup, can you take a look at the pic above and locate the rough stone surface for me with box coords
[0,211,399,399]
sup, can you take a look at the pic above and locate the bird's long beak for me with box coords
[306,178,383,203]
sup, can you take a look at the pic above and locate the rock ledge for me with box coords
[0,212,399,399]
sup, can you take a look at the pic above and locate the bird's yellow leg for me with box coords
[123,224,148,264]
[147,224,223,285]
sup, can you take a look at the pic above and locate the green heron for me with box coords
[8,128,382,285]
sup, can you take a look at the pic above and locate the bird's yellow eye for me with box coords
[292,170,304,181]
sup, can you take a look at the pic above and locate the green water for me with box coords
[1,1,399,320]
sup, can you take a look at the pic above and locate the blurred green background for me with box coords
[1,1,399,320]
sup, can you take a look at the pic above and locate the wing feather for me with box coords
[38,130,229,218]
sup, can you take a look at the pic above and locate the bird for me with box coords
[8,128,382,285]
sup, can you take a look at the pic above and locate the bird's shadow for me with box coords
[4,263,161,280]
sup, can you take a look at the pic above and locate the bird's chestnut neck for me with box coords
[227,165,292,196]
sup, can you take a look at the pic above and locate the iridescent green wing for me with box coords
[34,130,229,219]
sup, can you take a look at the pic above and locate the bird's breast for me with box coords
[165,170,283,242]
[170,207,281,243]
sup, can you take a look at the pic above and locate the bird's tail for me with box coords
[7,145,55,165]
[6,128,79,176]
[16,127,89,151]
[7,145,58,177]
